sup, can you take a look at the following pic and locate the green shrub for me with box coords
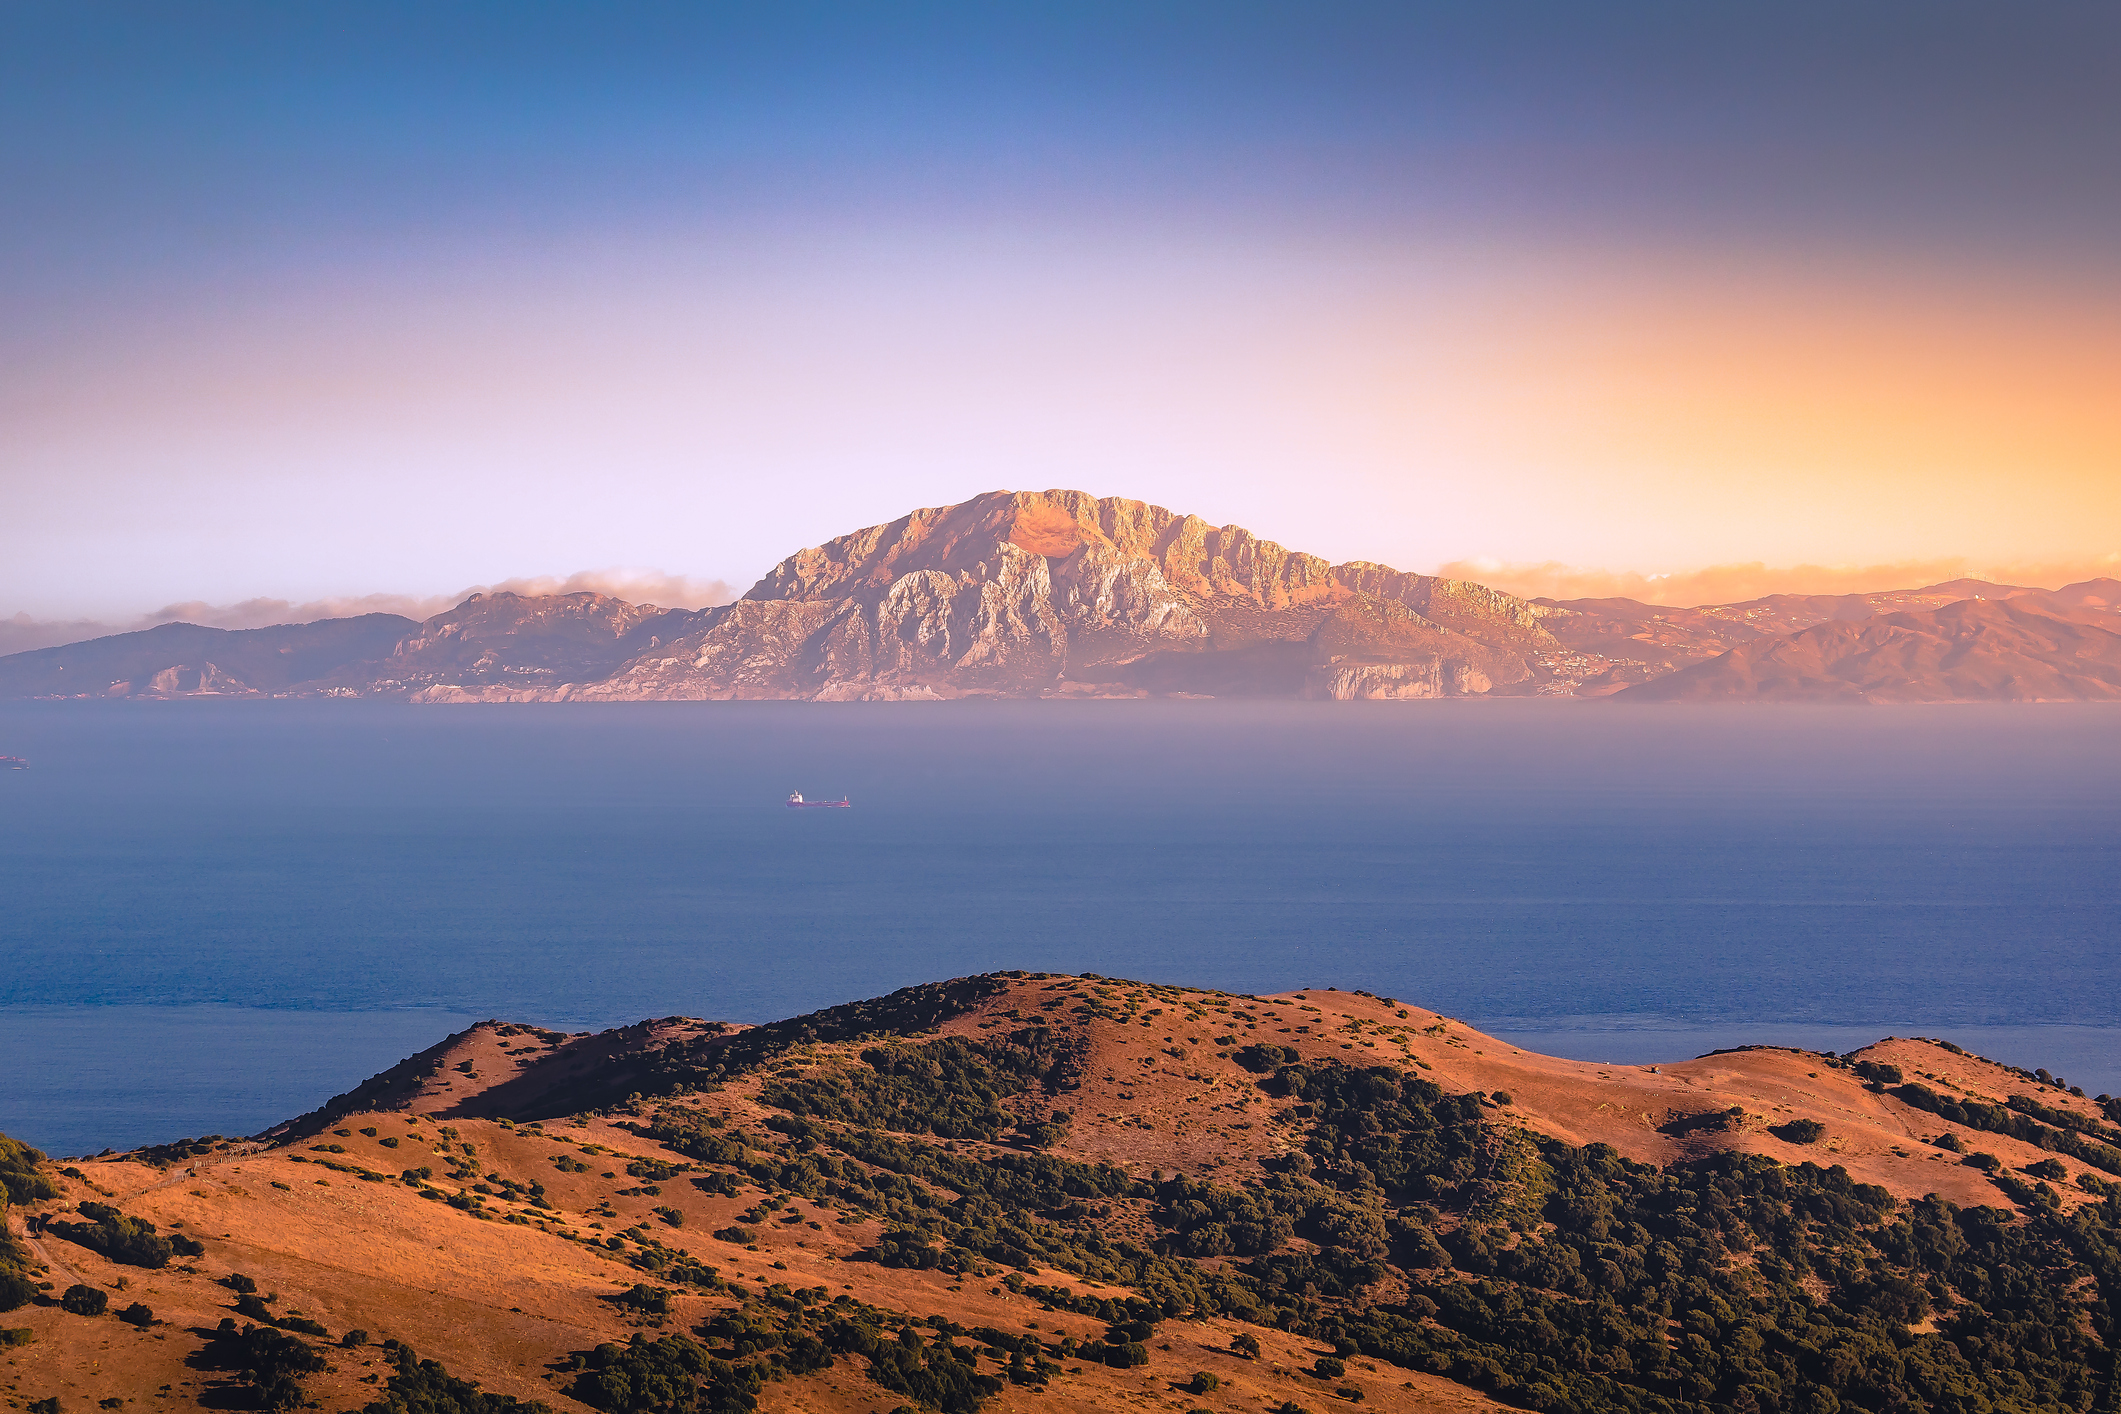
[61,1284,108,1316]
[359,1342,553,1412]
[118,1302,155,1327]
[52,1203,174,1268]
[0,1135,59,1204]
[570,1332,760,1414]
[1314,1355,1346,1378]
[0,1327,34,1347]
[617,1284,671,1314]
[1771,1118,1826,1144]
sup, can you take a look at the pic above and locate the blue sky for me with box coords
[4,2,2118,620]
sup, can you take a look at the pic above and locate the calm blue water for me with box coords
[2,700,2116,1154]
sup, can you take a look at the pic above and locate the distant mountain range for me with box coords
[5,490,2118,702]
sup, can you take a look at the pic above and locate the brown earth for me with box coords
[5,975,2109,1411]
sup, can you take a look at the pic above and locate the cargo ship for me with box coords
[0,757,25,770]
[786,791,850,809]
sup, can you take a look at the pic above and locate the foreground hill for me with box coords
[6,974,2121,1413]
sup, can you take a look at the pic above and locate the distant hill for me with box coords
[1536,578,2121,700]
[1618,594,2121,702]
[8,971,2121,1411]
[0,613,416,698]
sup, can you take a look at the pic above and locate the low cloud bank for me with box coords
[1438,555,2121,607]
[2,570,738,655]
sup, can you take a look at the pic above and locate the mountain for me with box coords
[478,489,1564,702]
[1618,594,2121,702]
[7,491,2116,702]
[7,971,2120,1412]
[0,491,1564,702]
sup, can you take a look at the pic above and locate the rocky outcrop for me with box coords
[553,490,1560,700]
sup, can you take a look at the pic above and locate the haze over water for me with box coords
[2,700,2116,1154]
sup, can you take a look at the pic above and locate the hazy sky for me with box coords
[5,2,2119,620]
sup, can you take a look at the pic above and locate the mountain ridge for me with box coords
[4,490,2116,702]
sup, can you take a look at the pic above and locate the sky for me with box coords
[4,1,2119,634]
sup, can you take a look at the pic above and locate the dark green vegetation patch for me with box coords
[359,1341,554,1413]
[50,1201,175,1268]
[1893,1083,2121,1177]
[759,1028,1080,1142]
[646,1040,2121,1414]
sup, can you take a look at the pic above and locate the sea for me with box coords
[2,699,2116,1156]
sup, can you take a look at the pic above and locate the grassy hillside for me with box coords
[2,975,2117,1414]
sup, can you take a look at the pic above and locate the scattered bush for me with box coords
[1770,1118,1826,1144]
[0,1136,59,1204]
[2024,1157,2068,1181]
[1314,1355,1346,1378]
[51,1202,174,1268]
[61,1284,108,1316]
[118,1302,155,1327]
[201,1322,325,1413]
[616,1284,671,1314]
[571,1332,761,1414]
[1187,1370,1220,1394]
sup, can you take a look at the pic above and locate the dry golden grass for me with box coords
[4,973,2099,1410]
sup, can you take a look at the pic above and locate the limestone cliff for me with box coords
[567,489,1561,700]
